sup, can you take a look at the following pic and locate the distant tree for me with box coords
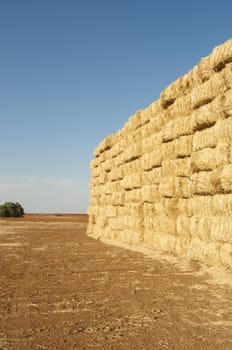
[0,202,24,217]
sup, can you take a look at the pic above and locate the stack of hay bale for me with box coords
[88,38,232,269]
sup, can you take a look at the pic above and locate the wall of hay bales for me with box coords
[87,38,232,269]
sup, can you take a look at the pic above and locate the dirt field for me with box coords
[0,214,232,349]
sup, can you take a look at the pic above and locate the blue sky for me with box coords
[0,0,231,213]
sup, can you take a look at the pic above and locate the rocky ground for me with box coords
[0,214,232,349]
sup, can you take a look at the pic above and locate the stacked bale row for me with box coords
[88,38,232,269]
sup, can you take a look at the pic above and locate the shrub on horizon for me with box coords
[0,202,25,217]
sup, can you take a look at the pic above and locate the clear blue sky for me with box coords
[0,0,231,213]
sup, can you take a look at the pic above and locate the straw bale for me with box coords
[191,170,221,195]
[161,140,176,160]
[153,233,177,253]
[141,112,165,138]
[125,189,142,203]
[192,95,224,131]
[210,38,232,72]
[123,215,143,230]
[109,217,124,231]
[161,198,179,217]
[212,194,232,216]
[111,191,125,206]
[220,164,232,193]
[145,216,176,236]
[192,148,216,172]
[175,135,193,158]
[191,195,213,216]
[222,62,232,87]
[141,148,162,171]
[124,203,143,216]
[176,216,191,237]
[122,159,140,176]
[190,216,212,241]
[220,243,232,268]
[105,205,118,218]
[142,184,160,203]
[191,145,227,172]
[175,237,191,256]
[187,239,206,263]
[192,125,217,151]
[211,217,232,243]
[141,106,152,125]
[120,229,143,244]
[215,117,232,143]
[142,167,162,185]
[159,177,191,198]
[97,214,108,229]
[121,173,142,190]
[193,55,213,84]
[142,132,162,154]
[143,202,162,217]
[178,198,193,217]
[162,158,192,177]
[222,88,232,118]
[100,194,111,206]
[160,72,192,109]
[164,93,192,121]
[162,114,194,142]
[123,142,142,163]
[191,72,227,110]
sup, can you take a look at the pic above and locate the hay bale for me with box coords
[192,195,213,216]
[175,236,191,256]
[164,93,192,121]
[220,243,232,268]
[191,146,227,172]
[105,205,118,218]
[215,117,232,143]
[124,203,143,216]
[176,216,191,237]
[191,170,221,195]
[161,140,176,160]
[194,55,213,83]
[190,216,212,241]
[163,114,194,142]
[192,125,217,151]
[175,135,193,158]
[123,215,143,230]
[143,202,163,217]
[192,95,224,131]
[121,173,142,190]
[159,177,191,198]
[162,158,192,177]
[210,38,232,72]
[191,71,228,110]
[111,191,125,206]
[142,184,160,203]
[141,106,152,125]
[178,198,193,217]
[212,194,232,216]
[142,148,162,170]
[153,233,177,252]
[125,189,142,203]
[220,164,232,192]
[142,132,162,154]
[222,88,232,118]
[211,217,232,243]
[161,198,179,217]
[160,72,192,109]
[142,167,162,186]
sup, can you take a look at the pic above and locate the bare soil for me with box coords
[0,214,232,350]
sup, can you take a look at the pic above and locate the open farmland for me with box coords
[0,214,232,349]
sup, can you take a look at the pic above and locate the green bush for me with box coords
[0,202,24,217]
